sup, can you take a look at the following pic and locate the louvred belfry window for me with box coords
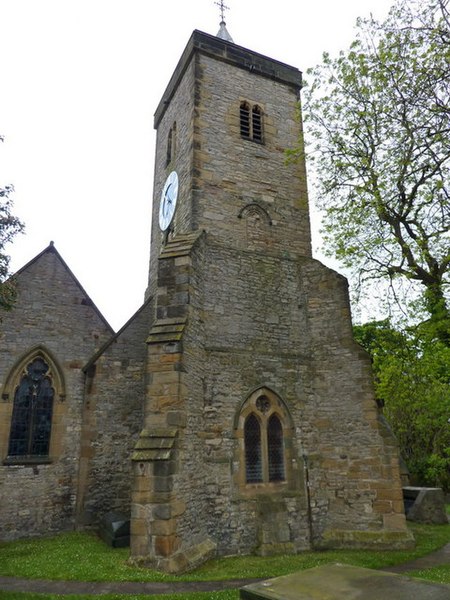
[8,357,54,457]
[251,105,263,142]
[240,102,264,143]
[240,102,251,139]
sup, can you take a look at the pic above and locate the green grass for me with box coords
[191,521,450,580]
[0,521,449,599]
[0,594,238,600]
[405,565,450,586]
[0,532,169,583]
[0,595,238,600]
[5,523,449,582]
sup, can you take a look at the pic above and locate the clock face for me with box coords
[158,171,179,231]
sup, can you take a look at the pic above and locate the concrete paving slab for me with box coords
[240,563,450,599]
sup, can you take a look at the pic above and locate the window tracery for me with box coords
[1,347,65,464]
[236,388,292,488]
[8,357,54,457]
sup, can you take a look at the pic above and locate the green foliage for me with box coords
[304,0,450,334]
[0,135,24,312]
[354,320,450,489]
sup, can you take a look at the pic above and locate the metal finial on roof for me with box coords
[215,0,234,43]
[215,0,229,22]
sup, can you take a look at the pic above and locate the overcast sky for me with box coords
[0,0,395,330]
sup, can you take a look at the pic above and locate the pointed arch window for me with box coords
[1,347,66,465]
[240,102,264,143]
[8,357,54,457]
[244,414,263,483]
[237,389,291,487]
[166,122,177,166]
[268,414,285,482]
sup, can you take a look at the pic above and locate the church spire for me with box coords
[215,0,234,43]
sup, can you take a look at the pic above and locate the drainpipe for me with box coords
[303,453,314,547]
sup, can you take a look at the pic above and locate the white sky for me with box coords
[0,0,394,331]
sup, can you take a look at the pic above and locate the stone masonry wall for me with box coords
[0,247,113,540]
[147,59,197,300]
[140,30,411,563]
[147,39,311,300]
[76,299,153,527]
[169,237,409,554]
[192,53,311,258]
[300,260,408,545]
[156,236,309,556]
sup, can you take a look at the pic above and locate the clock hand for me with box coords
[163,183,173,218]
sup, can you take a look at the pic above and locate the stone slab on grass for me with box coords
[240,563,450,599]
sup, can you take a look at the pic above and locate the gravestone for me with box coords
[98,512,130,548]
[240,564,450,599]
[403,487,448,524]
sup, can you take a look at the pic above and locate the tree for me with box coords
[354,320,450,490]
[303,0,450,341]
[0,135,24,312]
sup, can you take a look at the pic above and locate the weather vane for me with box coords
[215,0,230,23]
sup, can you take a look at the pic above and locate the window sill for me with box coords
[240,135,264,145]
[246,480,287,487]
[233,485,301,501]
[3,456,53,466]
[238,480,288,494]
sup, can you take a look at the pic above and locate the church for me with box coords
[0,17,413,572]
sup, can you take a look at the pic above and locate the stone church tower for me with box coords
[129,29,412,571]
[0,23,413,571]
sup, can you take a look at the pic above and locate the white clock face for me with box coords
[158,171,179,231]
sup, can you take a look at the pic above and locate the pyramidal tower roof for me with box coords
[215,0,234,43]
[216,20,234,43]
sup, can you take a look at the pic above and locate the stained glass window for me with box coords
[268,414,285,482]
[8,357,54,457]
[244,413,263,483]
